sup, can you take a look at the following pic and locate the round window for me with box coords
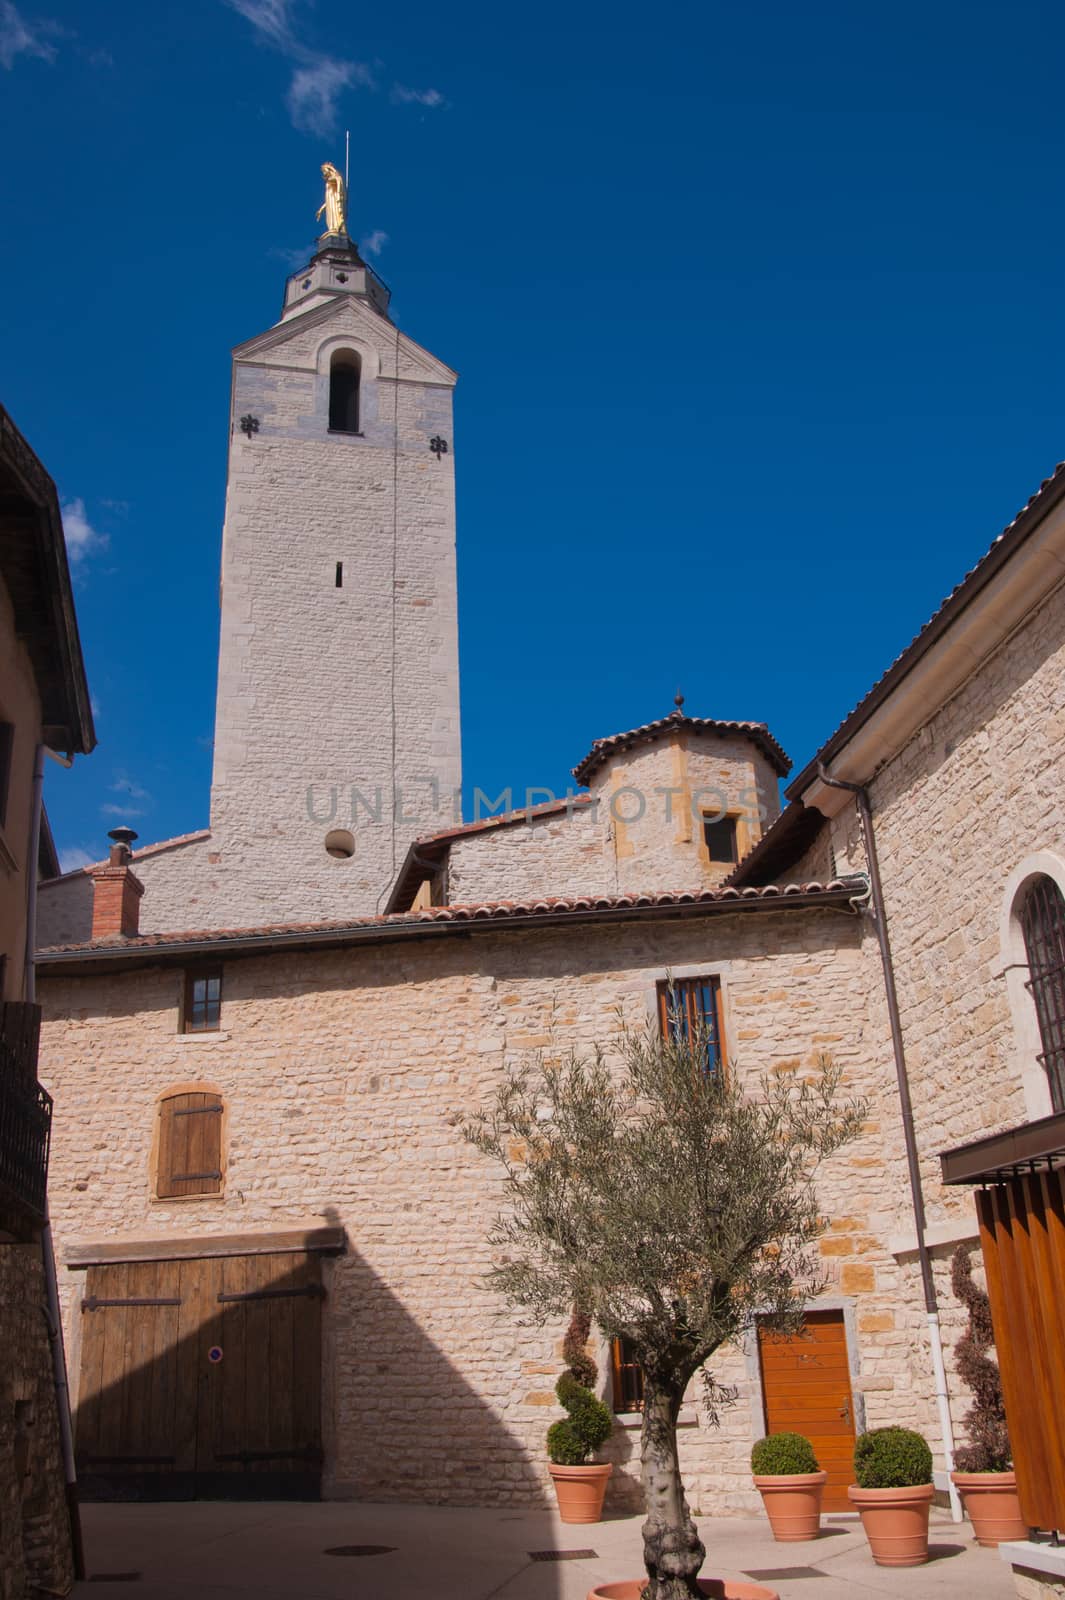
[324,829,356,860]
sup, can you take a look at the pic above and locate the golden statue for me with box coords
[317,162,347,235]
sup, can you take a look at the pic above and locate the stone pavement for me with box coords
[74,1501,1016,1600]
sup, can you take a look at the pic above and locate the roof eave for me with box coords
[35,884,862,976]
[0,407,95,757]
[788,460,1065,811]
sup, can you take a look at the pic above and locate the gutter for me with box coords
[816,763,961,1521]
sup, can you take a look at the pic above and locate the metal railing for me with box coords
[0,1002,52,1220]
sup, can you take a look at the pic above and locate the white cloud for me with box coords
[61,497,107,564]
[101,802,145,818]
[0,1,56,69]
[110,771,151,802]
[225,0,373,137]
[391,83,445,108]
[58,845,96,873]
[268,244,311,270]
[288,57,370,136]
[361,229,388,257]
[225,0,292,48]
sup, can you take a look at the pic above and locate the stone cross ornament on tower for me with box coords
[316,162,347,237]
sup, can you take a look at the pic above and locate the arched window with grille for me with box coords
[155,1089,224,1199]
[1019,875,1065,1113]
[328,350,360,434]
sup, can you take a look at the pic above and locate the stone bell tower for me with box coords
[207,189,462,924]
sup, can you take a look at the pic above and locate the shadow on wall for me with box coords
[0,1239,74,1598]
[70,1215,565,1584]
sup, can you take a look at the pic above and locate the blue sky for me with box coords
[3,0,1063,871]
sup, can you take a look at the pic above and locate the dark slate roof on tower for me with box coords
[572,706,791,785]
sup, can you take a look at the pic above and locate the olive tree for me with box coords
[463,1016,866,1600]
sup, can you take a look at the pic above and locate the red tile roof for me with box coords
[413,794,594,847]
[39,829,210,885]
[36,879,863,969]
[384,796,597,913]
[572,711,791,785]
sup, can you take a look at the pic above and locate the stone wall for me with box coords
[37,832,210,947]
[209,292,463,926]
[821,579,1065,1232]
[0,1242,73,1600]
[37,900,973,1513]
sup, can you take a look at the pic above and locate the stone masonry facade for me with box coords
[444,729,783,906]
[39,898,975,1514]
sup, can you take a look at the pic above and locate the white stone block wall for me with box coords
[208,294,462,926]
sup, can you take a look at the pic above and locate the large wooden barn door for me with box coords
[75,1251,323,1500]
[758,1310,856,1512]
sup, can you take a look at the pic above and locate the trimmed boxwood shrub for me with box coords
[751,1432,820,1476]
[853,1427,933,1489]
[547,1308,613,1466]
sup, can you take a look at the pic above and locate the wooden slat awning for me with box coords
[977,1172,1065,1533]
[940,1110,1065,1186]
[65,1224,346,1270]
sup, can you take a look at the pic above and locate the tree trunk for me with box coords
[640,1371,705,1599]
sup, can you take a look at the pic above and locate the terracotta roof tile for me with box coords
[572,711,790,785]
[39,828,210,884]
[37,879,862,964]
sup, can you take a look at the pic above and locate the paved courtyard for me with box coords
[74,1501,1016,1600]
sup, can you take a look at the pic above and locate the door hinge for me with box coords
[82,1296,182,1311]
[217,1283,324,1303]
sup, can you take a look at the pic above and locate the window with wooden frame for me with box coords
[1020,875,1065,1113]
[182,968,222,1033]
[657,975,725,1074]
[611,1335,645,1413]
[156,1090,224,1199]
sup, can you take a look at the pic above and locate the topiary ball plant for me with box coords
[751,1432,821,1476]
[547,1307,613,1466]
[853,1427,933,1489]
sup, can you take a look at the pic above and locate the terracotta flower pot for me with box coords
[548,1461,612,1523]
[848,1482,933,1566]
[752,1469,827,1540]
[587,1582,779,1600]
[951,1470,1027,1546]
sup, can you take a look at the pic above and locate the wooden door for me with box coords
[75,1251,323,1500]
[758,1310,856,1512]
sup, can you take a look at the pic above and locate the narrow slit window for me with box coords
[328,351,360,434]
[183,968,223,1034]
[335,561,343,588]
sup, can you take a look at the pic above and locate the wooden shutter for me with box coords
[157,1092,223,1198]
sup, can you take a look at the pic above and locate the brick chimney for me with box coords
[90,827,144,940]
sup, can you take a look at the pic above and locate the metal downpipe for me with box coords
[816,764,962,1522]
